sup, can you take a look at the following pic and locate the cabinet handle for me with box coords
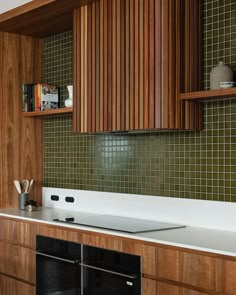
[35,251,79,264]
[79,262,137,279]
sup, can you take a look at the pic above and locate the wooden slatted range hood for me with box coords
[0,0,95,37]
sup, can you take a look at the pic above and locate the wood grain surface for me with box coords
[73,0,202,132]
[0,32,43,208]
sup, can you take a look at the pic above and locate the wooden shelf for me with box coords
[22,108,73,117]
[180,88,236,101]
[0,0,95,37]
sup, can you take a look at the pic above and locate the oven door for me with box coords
[81,245,141,295]
[36,252,81,295]
[36,235,81,295]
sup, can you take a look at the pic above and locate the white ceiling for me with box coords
[0,0,32,13]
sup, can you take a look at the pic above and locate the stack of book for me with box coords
[22,84,59,112]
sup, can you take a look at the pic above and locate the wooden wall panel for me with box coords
[73,0,202,133]
[0,32,43,208]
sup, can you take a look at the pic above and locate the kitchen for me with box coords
[0,0,236,294]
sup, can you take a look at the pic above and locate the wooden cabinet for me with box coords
[215,257,236,295]
[0,274,35,295]
[0,218,35,248]
[73,0,202,133]
[156,282,209,295]
[156,248,215,292]
[0,241,35,284]
[2,216,236,295]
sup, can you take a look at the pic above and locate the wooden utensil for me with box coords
[28,179,34,193]
[22,179,30,193]
[13,180,21,194]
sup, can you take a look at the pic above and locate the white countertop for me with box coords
[1,207,236,258]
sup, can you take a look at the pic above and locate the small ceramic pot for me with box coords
[210,61,234,90]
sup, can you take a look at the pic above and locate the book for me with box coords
[22,83,59,112]
[22,84,28,112]
[35,84,59,111]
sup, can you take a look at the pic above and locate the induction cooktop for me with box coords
[53,212,185,233]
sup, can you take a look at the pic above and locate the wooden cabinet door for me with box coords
[156,282,210,295]
[0,218,35,248]
[73,0,201,133]
[215,258,236,295]
[157,248,215,292]
[156,281,181,295]
[0,241,35,284]
[0,274,35,295]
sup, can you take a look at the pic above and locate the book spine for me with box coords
[22,84,28,112]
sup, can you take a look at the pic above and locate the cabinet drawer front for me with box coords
[0,274,35,295]
[157,248,215,291]
[156,281,181,295]
[216,258,236,295]
[36,223,82,243]
[156,282,210,295]
[0,218,35,248]
[181,252,215,291]
[0,242,35,284]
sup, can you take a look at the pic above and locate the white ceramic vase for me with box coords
[210,61,233,90]
[65,85,73,108]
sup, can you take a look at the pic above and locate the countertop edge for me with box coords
[1,211,236,258]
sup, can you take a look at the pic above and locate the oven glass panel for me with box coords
[36,255,81,295]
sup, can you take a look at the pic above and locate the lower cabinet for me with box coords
[143,280,210,295]
[1,217,236,295]
[0,274,35,295]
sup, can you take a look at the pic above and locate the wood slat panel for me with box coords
[154,0,162,129]
[112,0,117,131]
[125,0,130,130]
[73,0,202,133]
[148,0,155,129]
[107,0,112,131]
[129,0,135,130]
[134,0,139,130]
[143,0,149,129]
[91,2,96,132]
[80,7,85,132]
[168,0,176,128]
[139,0,144,129]
[161,0,169,128]
[87,4,92,132]
[120,0,126,130]
[99,0,104,131]
[116,0,121,131]
[103,0,108,131]
[95,1,100,132]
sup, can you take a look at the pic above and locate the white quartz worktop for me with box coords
[1,207,236,258]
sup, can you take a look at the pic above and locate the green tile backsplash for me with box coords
[43,0,236,202]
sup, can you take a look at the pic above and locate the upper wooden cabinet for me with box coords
[73,0,202,133]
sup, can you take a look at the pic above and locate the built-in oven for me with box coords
[36,236,81,295]
[36,235,141,295]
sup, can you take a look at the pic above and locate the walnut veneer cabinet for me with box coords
[73,0,202,133]
[0,216,236,295]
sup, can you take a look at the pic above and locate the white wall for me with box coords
[0,0,32,13]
